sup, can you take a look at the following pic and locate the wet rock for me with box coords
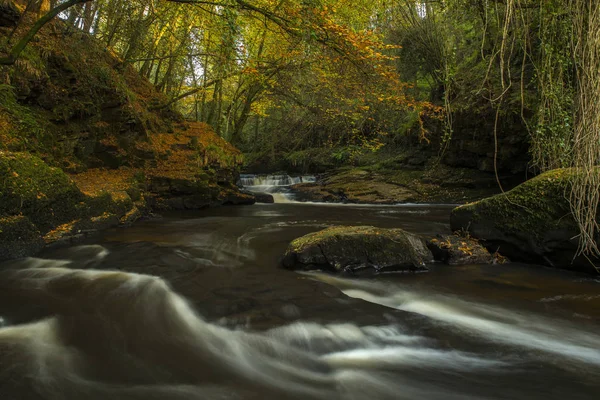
[289,166,506,205]
[252,192,274,204]
[0,216,44,260]
[182,194,211,209]
[450,168,599,274]
[220,189,255,205]
[282,226,432,275]
[43,213,121,247]
[427,234,493,265]
[291,176,417,204]
[120,206,142,226]
[147,171,254,210]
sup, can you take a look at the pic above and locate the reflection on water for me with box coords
[1,203,600,399]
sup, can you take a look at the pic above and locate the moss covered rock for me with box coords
[83,190,134,218]
[0,151,85,233]
[282,226,432,275]
[450,168,598,273]
[0,215,44,259]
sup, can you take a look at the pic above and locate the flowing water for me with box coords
[1,200,600,399]
[238,174,316,202]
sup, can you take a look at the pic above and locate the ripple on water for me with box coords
[308,274,600,370]
[377,210,430,215]
[540,294,600,302]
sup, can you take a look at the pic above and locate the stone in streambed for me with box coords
[282,226,432,275]
[239,189,273,204]
[427,234,494,265]
[252,192,274,204]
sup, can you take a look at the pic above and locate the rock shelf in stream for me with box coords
[240,190,274,203]
[282,226,433,275]
[427,234,495,265]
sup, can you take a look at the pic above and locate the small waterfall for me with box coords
[239,174,316,203]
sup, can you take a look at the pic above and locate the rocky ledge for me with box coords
[427,234,501,265]
[451,168,599,274]
[282,226,433,275]
[289,165,512,205]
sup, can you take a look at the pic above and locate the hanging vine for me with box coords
[569,0,600,257]
[528,0,575,172]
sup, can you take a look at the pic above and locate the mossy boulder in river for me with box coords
[282,226,433,275]
[450,169,598,273]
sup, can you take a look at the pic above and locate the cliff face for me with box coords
[0,4,253,261]
[435,110,530,176]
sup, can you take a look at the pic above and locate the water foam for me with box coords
[0,261,517,399]
[0,265,336,399]
[308,274,600,369]
[239,174,316,203]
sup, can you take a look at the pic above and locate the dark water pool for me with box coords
[1,202,599,399]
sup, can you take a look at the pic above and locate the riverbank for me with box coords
[0,123,254,261]
[0,13,254,261]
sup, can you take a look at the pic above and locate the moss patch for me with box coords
[0,151,85,232]
[453,168,575,238]
[289,226,405,253]
[0,215,40,242]
[284,225,433,273]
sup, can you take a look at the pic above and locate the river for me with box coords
[1,190,600,399]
